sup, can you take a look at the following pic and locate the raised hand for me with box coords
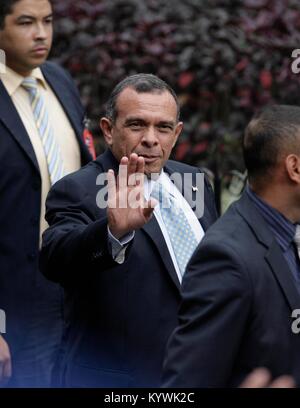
[107,153,157,239]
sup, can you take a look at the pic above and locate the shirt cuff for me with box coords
[107,226,135,264]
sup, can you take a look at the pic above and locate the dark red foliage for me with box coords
[50,0,300,178]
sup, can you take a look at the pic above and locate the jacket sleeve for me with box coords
[39,175,117,287]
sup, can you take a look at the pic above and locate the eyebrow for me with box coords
[157,121,176,127]
[124,118,147,125]
[16,13,53,21]
[124,118,175,127]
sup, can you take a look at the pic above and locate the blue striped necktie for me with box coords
[22,77,65,185]
[151,181,199,278]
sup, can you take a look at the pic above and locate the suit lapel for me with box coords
[0,80,40,173]
[265,243,300,311]
[237,191,300,312]
[41,65,91,164]
[41,67,82,139]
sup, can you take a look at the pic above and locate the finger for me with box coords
[136,156,145,176]
[118,157,129,192]
[120,156,129,165]
[269,375,296,388]
[239,368,271,388]
[3,357,12,380]
[127,153,139,178]
[134,171,145,205]
[107,169,117,209]
[135,157,145,189]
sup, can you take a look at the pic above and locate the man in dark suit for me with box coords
[0,0,92,387]
[163,105,300,387]
[40,73,218,387]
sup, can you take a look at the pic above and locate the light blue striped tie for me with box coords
[22,77,65,185]
[151,182,198,277]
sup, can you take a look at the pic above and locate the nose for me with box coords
[141,126,159,147]
[34,22,48,40]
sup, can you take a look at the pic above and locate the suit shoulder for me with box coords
[201,202,253,252]
[52,160,102,191]
[41,61,75,87]
[166,159,202,173]
[166,160,214,195]
[42,61,67,75]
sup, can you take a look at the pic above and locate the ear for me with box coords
[285,154,300,183]
[172,121,183,148]
[100,118,113,147]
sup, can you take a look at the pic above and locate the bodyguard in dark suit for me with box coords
[0,0,91,387]
[40,74,218,387]
[163,105,300,387]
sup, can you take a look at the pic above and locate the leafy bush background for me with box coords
[50,0,300,206]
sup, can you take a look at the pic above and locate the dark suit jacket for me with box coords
[163,191,300,387]
[40,148,218,387]
[0,62,92,357]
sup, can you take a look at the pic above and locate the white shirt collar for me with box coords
[0,65,47,96]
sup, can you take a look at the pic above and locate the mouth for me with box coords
[138,155,160,164]
[31,47,48,56]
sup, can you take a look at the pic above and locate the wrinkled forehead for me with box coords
[115,87,178,122]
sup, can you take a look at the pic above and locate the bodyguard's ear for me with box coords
[285,154,300,184]
[100,118,113,146]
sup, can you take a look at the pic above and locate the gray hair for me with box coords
[105,73,180,123]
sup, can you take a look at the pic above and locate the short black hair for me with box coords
[105,73,180,123]
[0,0,52,29]
[0,0,20,29]
[243,105,300,183]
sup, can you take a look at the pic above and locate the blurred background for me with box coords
[50,0,300,213]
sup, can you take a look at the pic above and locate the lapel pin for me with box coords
[192,186,198,192]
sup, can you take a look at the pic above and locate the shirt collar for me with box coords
[144,170,164,200]
[145,170,182,206]
[0,65,47,96]
[246,185,296,251]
